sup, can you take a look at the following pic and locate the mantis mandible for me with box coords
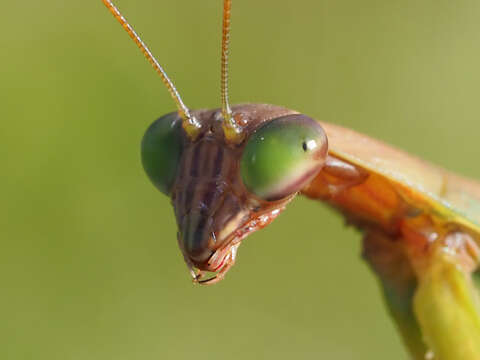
[101,1,480,359]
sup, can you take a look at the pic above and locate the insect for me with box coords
[102,0,480,359]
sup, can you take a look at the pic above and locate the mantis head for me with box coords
[142,104,328,284]
[103,0,328,283]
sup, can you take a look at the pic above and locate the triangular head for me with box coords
[141,104,328,283]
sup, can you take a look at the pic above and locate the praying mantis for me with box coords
[101,0,480,359]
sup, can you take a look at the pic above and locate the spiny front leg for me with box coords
[365,218,480,360]
[412,230,480,360]
[363,230,428,360]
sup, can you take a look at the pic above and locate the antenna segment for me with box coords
[101,0,201,138]
[220,0,243,142]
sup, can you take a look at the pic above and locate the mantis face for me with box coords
[141,104,328,283]
[102,0,328,283]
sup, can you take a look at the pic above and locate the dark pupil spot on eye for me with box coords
[302,141,307,152]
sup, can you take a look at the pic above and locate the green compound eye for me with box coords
[241,114,328,201]
[141,112,184,195]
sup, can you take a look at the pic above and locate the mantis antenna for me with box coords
[220,0,243,143]
[101,0,201,138]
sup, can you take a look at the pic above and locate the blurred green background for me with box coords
[2,1,480,359]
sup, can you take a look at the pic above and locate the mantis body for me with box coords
[102,1,480,359]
